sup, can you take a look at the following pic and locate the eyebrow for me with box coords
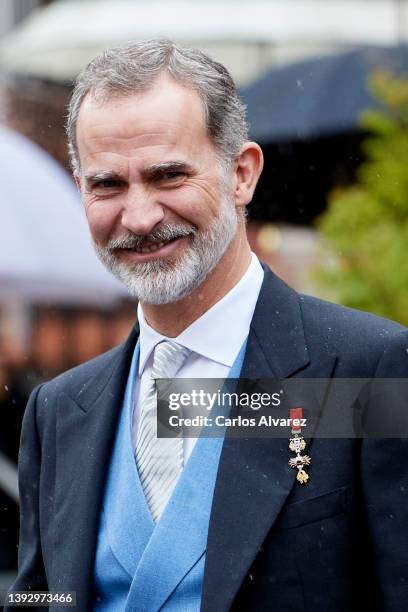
[84,170,125,184]
[142,160,195,179]
[84,161,195,186]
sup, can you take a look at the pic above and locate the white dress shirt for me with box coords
[132,252,264,463]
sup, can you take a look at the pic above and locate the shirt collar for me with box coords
[137,253,264,374]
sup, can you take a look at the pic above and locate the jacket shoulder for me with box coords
[300,293,405,336]
[299,293,407,374]
[35,339,131,407]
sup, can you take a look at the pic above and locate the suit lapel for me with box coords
[201,268,337,612]
[52,326,139,611]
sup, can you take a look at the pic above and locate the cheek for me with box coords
[163,184,220,225]
[84,201,118,245]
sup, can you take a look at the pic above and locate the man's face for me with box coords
[75,75,240,304]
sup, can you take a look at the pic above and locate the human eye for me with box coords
[156,170,188,187]
[95,179,125,189]
[86,177,126,195]
[162,171,184,180]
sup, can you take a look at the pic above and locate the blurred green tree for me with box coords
[316,71,408,325]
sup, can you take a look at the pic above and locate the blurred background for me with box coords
[1,0,408,592]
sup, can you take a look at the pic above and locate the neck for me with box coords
[140,227,252,337]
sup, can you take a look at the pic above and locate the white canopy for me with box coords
[0,0,404,83]
[0,126,126,304]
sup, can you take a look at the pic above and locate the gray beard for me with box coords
[93,193,238,305]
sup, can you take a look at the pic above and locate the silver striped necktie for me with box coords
[135,340,191,523]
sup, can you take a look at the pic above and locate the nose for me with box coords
[120,185,165,235]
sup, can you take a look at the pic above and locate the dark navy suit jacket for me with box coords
[7,267,408,611]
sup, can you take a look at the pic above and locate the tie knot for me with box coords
[151,341,191,380]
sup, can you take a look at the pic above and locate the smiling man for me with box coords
[8,40,408,612]
[74,72,258,327]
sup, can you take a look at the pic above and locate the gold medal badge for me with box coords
[288,408,311,484]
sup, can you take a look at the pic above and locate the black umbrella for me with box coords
[241,45,408,143]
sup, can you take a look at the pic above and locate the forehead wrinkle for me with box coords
[83,134,189,162]
[87,118,194,139]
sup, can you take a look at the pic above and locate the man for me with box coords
[8,40,408,611]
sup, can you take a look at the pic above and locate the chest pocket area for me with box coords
[274,486,348,531]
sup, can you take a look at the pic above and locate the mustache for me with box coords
[106,224,197,251]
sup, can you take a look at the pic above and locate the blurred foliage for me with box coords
[316,71,408,325]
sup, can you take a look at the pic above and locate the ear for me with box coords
[233,142,264,212]
[74,172,82,192]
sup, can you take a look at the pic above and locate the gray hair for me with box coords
[66,39,248,173]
